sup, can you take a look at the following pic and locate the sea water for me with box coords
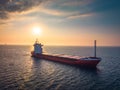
[0,45,120,90]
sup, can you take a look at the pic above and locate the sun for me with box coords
[33,27,42,35]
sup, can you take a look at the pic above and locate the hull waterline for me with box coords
[31,52,101,67]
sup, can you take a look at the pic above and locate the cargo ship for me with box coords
[31,40,101,67]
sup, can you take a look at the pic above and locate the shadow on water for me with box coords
[71,66,100,77]
[76,66,98,71]
[31,57,42,64]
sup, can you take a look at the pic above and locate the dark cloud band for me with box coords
[0,0,43,19]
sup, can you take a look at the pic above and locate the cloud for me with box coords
[0,0,43,19]
[0,22,6,25]
[62,0,94,6]
[67,13,95,19]
[39,7,80,16]
[1,0,118,25]
[0,0,95,20]
[36,0,95,18]
[0,11,9,19]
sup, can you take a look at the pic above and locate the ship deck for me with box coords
[43,53,101,61]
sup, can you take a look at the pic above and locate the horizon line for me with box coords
[0,43,120,47]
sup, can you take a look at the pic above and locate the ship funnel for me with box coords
[94,40,96,57]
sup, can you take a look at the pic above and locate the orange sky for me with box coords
[0,0,120,46]
[0,22,119,46]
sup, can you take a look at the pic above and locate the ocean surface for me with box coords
[0,45,120,90]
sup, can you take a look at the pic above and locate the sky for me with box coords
[0,0,120,46]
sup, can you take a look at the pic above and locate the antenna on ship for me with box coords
[94,40,96,57]
[35,38,39,43]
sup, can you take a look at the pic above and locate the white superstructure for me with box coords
[34,39,43,54]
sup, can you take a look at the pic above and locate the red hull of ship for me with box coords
[31,52,100,67]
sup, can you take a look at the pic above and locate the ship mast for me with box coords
[35,38,39,43]
[94,40,96,57]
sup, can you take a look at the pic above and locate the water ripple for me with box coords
[0,46,120,90]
